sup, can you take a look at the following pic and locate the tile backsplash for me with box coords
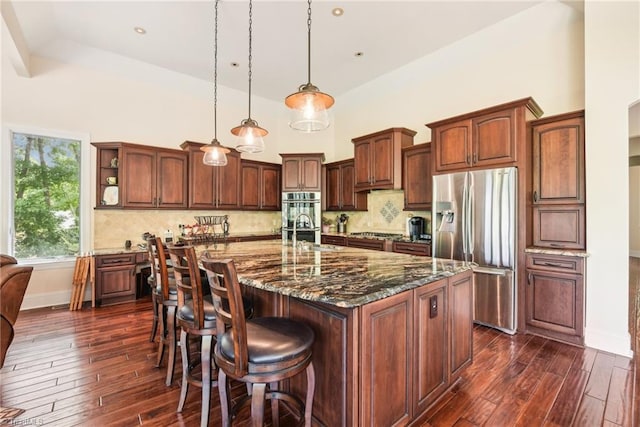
[324,189,431,235]
[94,210,280,249]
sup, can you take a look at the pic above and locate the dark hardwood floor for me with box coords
[0,298,636,426]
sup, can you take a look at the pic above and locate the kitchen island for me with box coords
[199,240,473,426]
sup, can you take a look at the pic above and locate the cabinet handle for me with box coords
[527,273,532,284]
[533,191,538,203]
[473,152,477,164]
[466,155,471,165]
[542,262,564,268]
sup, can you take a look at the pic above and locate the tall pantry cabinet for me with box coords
[526,110,587,346]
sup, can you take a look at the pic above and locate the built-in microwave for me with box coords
[281,192,321,245]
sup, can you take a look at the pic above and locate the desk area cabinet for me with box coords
[94,253,139,306]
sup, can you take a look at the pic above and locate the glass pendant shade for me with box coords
[285,83,334,132]
[201,138,230,166]
[232,118,267,154]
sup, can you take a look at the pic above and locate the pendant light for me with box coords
[232,0,267,154]
[201,0,230,166]
[285,0,334,132]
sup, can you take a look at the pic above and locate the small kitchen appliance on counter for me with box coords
[408,216,426,241]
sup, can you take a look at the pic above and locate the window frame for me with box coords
[1,124,91,265]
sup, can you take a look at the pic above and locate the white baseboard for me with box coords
[630,250,640,258]
[21,288,91,311]
[585,327,633,358]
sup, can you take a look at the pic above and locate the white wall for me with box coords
[584,1,640,357]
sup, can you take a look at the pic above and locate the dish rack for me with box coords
[180,215,229,244]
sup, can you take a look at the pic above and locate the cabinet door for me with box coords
[526,269,584,338]
[414,280,448,413]
[282,157,301,191]
[216,151,241,209]
[471,108,516,168]
[121,146,156,208]
[96,265,136,305]
[433,119,472,172]
[340,161,367,210]
[156,150,188,208]
[260,164,281,210]
[370,134,394,186]
[532,116,585,204]
[188,149,215,208]
[301,157,321,191]
[533,205,585,249]
[241,162,260,209]
[403,144,432,210]
[325,163,341,210]
[360,290,412,427]
[449,270,472,380]
[353,140,372,188]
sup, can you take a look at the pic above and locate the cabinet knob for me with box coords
[533,191,538,203]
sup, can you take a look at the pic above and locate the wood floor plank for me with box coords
[585,351,617,401]
[574,394,605,426]
[514,371,564,427]
[603,365,634,426]
[545,366,590,426]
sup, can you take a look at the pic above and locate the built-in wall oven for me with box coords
[282,192,321,245]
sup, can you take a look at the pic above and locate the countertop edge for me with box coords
[525,247,590,257]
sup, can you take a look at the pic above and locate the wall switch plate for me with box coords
[429,295,438,318]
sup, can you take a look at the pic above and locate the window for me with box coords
[2,126,90,262]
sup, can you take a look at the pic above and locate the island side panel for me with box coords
[287,298,359,427]
[360,290,413,426]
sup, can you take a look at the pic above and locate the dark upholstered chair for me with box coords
[148,236,180,386]
[203,258,315,427]
[0,255,33,368]
[168,244,217,427]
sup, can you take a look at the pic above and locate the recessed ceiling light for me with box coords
[134,27,146,35]
[354,52,364,57]
[332,8,344,17]
[230,62,240,68]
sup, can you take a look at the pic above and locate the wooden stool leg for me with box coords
[165,305,176,386]
[304,361,315,427]
[218,369,231,427]
[270,381,279,427]
[177,329,190,413]
[200,335,213,427]
[251,383,266,427]
[155,304,166,368]
[149,292,159,342]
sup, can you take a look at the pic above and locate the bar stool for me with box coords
[203,258,315,426]
[148,236,179,386]
[168,244,218,427]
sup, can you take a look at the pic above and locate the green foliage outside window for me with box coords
[13,133,81,259]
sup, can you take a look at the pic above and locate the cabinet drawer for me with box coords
[526,253,584,274]
[347,238,387,251]
[392,241,430,256]
[533,205,585,249]
[95,253,137,267]
[321,235,347,246]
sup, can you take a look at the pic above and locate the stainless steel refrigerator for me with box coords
[432,167,517,334]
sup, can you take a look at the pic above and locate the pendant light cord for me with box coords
[247,0,253,120]
[307,0,312,85]
[213,0,219,140]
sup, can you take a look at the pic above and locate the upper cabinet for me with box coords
[352,127,416,192]
[92,142,188,209]
[324,159,367,211]
[241,159,281,211]
[530,111,586,249]
[181,141,241,210]
[402,143,432,210]
[280,153,324,192]
[427,98,543,173]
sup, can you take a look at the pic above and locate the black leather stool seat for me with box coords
[178,296,216,328]
[219,317,314,365]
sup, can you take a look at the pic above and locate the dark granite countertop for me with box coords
[322,232,431,245]
[525,247,590,257]
[197,240,469,308]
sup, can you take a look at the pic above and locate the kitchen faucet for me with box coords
[292,213,314,249]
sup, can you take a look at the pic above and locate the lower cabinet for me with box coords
[264,270,472,426]
[393,241,431,256]
[525,253,585,346]
[320,234,347,246]
[95,253,138,306]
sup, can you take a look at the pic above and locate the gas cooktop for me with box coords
[349,232,404,239]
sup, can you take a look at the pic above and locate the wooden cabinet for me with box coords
[94,253,138,306]
[240,159,281,210]
[392,241,431,257]
[280,153,323,192]
[181,141,241,209]
[427,98,543,173]
[93,142,188,209]
[413,279,448,413]
[346,237,389,252]
[321,234,347,246]
[449,269,473,380]
[530,111,586,249]
[93,143,121,208]
[324,159,367,211]
[402,143,432,210]
[525,253,585,346]
[360,290,412,426]
[352,127,416,192]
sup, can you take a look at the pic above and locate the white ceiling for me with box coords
[6,0,554,102]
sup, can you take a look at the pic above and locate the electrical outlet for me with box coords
[429,295,438,318]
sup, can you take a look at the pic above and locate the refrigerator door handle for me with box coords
[462,178,468,256]
[472,266,507,276]
[467,174,474,257]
